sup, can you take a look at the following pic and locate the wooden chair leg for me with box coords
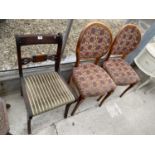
[120,83,135,97]
[131,61,136,67]
[28,116,32,135]
[68,75,72,84]
[20,88,23,96]
[97,95,103,101]
[71,96,84,116]
[64,103,72,118]
[99,91,113,107]
[6,104,11,109]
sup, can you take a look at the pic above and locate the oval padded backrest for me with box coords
[76,22,113,60]
[110,24,141,57]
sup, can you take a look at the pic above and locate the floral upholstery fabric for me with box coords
[72,63,116,97]
[79,23,112,59]
[104,59,140,85]
[0,98,9,135]
[111,24,141,56]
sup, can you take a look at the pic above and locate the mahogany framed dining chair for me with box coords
[15,33,77,134]
[99,24,141,104]
[70,22,116,116]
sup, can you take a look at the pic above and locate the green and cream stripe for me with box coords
[24,72,75,116]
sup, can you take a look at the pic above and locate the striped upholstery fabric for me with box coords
[24,72,76,116]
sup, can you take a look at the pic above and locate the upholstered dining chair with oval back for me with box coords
[70,22,117,116]
[98,24,141,105]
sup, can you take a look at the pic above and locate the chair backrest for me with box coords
[15,33,62,78]
[106,24,141,60]
[75,22,113,67]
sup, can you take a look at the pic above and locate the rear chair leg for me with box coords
[20,85,23,96]
[64,103,72,118]
[71,96,84,116]
[120,83,135,97]
[68,75,72,84]
[28,116,32,135]
[99,91,113,107]
[97,95,103,101]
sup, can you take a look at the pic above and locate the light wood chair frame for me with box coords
[100,24,141,101]
[70,22,114,116]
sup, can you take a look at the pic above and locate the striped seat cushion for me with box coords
[24,72,76,116]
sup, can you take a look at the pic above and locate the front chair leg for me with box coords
[64,103,72,118]
[97,95,103,101]
[120,83,135,97]
[99,91,113,107]
[28,116,32,135]
[71,96,84,116]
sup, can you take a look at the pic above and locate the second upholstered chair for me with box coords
[101,24,141,102]
[70,22,116,116]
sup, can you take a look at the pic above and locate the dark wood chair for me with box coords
[0,98,11,135]
[99,24,141,104]
[15,33,77,134]
[70,22,116,116]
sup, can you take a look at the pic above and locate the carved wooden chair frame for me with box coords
[16,33,77,134]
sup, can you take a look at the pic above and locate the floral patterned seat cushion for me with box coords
[72,63,116,97]
[104,59,140,85]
